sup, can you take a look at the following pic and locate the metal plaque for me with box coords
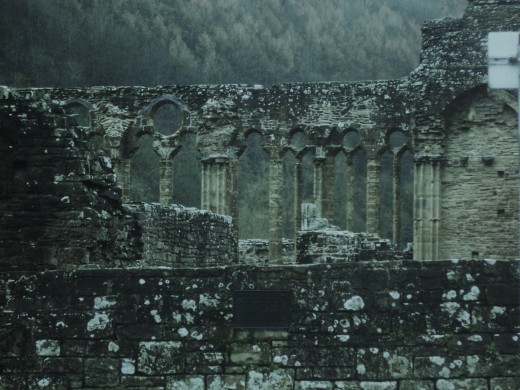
[233,290,291,329]
[488,32,520,89]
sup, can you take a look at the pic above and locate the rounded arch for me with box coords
[236,128,267,157]
[295,145,316,160]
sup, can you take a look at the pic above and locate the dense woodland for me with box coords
[2,0,467,244]
[1,0,466,87]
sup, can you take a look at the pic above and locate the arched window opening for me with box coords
[172,133,201,208]
[334,150,348,229]
[399,150,414,248]
[351,149,367,232]
[282,151,296,238]
[343,130,360,150]
[65,103,90,127]
[301,150,315,204]
[129,134,160,202]
[389,130,407,150]
[153,103,183,136]
[290,131,307,150]
[238,133,269,239]
[379,150,394,240]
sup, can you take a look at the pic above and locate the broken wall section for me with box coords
[125,203,238,267]
[0,90,238,270]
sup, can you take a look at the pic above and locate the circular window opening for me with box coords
[153,103,183,136]
[343,130,360,149]
[290,131,307,149]
[389,130,407,150]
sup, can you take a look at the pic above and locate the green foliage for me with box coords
[0,0,467,87]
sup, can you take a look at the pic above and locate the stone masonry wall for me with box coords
[125,203,238,267]
[296,230,408,265]
[0,91,238,271]
[1,260,519,389]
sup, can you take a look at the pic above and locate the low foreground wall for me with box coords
[1,260,519,389]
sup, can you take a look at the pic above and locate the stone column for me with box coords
[200,156,238,233]
[295,159,303,238]
[112,158,131,202]
[366,155,381,234]
[413,157,441,260]
[268,154,284,264]
[159,157,174,205]
[106,137,131,203]
[345,156,355,231]
[392,156,401,246]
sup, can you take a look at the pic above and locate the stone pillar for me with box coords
[392,156,401,246]
[159,157,174,205]
[366,156,381,234]
[345,157,355,231]
[200,156,238,233]
[295,159,303,237]
[414,157,441,260]
[112,158,131,202]
[268,154,283,264]
[106,137,131,203]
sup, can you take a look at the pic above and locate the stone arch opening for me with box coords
[172,132,201,208]
[129,134,160,202]
[238,132,269,239]
[300,149,315,204]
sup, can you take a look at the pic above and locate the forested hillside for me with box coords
[1,0,466,87]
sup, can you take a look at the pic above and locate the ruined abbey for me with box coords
[1,0,520,389]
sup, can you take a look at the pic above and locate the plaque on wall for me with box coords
[233,290,291,329]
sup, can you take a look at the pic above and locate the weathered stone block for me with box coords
[490,377,520,390]
[436,378,487,390]
[137,341,184,375]
[207,375,246,390]
[35,339,60,357]
[166,375,205,390]
[247,369,294,390]
[230,342,271,365]
[398,380,433,390]
[84,357,119,387]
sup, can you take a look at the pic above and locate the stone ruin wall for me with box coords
[1,0,518,266]
[1,260,519,389]
[1,1,520,389]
